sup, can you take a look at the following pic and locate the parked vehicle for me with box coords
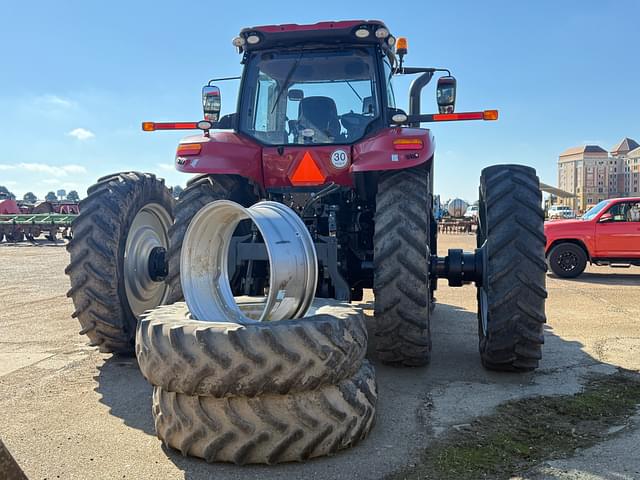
[548,204,576,220]
[464,205,479,218]
[545,197,640,277]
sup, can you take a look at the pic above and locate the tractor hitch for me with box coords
[430,248,484,287]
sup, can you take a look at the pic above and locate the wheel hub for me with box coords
[148,246,168,281]
[557,251,578,272]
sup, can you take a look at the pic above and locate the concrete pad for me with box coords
[0,353,53,377]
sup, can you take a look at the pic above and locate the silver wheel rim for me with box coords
[180,200,318,323]
[124,203,172,318]
[479,240,489,336]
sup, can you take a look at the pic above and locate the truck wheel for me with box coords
[373,165,431,366]
[166,175,259,303]
[66,172,174,353]
[152,362,377,464]
[136,300,367,397]
[547,243,587,278]
[477,165,547,371]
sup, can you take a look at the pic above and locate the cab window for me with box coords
[605,202,640,222]
[383,59,396,109]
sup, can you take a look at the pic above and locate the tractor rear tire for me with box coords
[477,165,547,372]
[136,300,367,397]
[373,165,431,366]
[166,175,260,303]
[152,361,377,464]
[66,172,174,353]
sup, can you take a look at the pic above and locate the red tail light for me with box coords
[393,138,424,150]
[176,143,202,156]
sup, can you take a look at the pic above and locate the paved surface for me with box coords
[0,236,639,479]
[520,411,640,479]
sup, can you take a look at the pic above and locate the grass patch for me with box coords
[389,371,640,480]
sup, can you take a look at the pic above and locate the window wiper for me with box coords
[270,52,303,114]
[345,80,363,102]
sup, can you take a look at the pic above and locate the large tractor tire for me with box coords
[477,165,547,371]
[166,174,260,303]
[66,172,174,353]
[152,362,377,465]
[136,301,367,397]
[373,165,431,366]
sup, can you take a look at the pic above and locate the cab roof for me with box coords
[236,20,393,53]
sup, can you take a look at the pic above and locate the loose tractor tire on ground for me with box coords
[66,19,547,463]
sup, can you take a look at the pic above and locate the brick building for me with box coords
[557,137,639,212]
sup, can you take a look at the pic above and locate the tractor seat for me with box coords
[297,96,342,142]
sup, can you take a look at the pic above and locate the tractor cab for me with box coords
[230,21,397,147]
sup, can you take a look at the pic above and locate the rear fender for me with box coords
[352,127,435,173]
[175,132,264,187]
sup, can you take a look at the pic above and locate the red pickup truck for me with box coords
[544,197,640,277]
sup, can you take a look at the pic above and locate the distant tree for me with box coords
[45,191,57,202]
[0,185,16,200]
[23,192,37,203]
[66,190,80,202]
[172,185,184,199]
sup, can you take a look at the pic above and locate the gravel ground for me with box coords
[0,235,639,480]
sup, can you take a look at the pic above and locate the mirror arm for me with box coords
[398,66,450,76]
[207,76,241,85]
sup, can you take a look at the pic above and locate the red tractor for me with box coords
[67,20,546,371]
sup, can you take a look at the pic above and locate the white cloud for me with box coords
[41,178,61,185]
[68,128,95,140]
[0,163,87,177]
[36,95,75,109]
[157,163,174,171]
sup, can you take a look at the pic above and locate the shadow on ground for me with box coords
[94,355,155,436]
[93,301,620,480]
[549,271,640,286]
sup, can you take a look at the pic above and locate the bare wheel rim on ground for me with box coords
[180,200,317,323]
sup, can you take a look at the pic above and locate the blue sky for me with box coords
[1,0,639,201]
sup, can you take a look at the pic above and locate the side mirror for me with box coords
[599,213,613,223]
[288,89,304,101]
[436,76,457,114]
[202,86,221,122]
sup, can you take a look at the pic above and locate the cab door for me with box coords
[594,201,640,258]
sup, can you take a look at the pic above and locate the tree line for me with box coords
[0,186,80,202]
[1,185,185,202]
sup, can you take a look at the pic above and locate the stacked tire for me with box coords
[135,300,377,464]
